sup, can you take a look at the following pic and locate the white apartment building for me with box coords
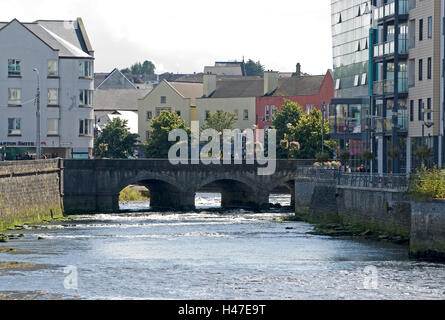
[0,18,95,159]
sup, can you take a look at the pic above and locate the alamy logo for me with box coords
[167,121,277,176]
[63,265,78,290]
[363,266,379,290]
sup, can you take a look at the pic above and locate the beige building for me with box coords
[195,73,274,130]
[138,80,203,143]
[406,0,444,170]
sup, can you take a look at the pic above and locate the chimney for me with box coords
[296,63,301,76]
[203,73,216,97]
[264,70,279,95]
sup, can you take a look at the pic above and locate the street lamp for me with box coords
[321,101,326,154]
[33,68,41,160]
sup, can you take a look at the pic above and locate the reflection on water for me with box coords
[0,193,444,300]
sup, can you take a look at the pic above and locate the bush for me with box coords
[119,187,150,202]
[316,152,330,163]
[409,166,445,200]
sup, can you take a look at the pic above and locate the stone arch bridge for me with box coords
[62,159,315,214]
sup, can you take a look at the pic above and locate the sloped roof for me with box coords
[96,68,136,90]
[207,74,327,99]
[273,75,326,96]
[0,19,93,58]
[209,79,264,98]
[94,73,109,88]
[94,89,152,111]
[167,82,203,105]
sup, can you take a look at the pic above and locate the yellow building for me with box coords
[138,80,203,143]
[196,74,266,131]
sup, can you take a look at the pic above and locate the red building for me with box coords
[256,70,334,129]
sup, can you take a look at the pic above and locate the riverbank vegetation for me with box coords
[409,166,445,200]
[119,187,150,202]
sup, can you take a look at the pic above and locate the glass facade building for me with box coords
[330,0,372,163]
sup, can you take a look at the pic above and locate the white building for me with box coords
[0,18,95,159]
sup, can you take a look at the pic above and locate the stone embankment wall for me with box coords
[336,187,412,237]
[296,177,445,261]
[410,201,445,261]
[0,159,63,230]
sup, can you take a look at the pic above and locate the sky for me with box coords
[0,0,333,75]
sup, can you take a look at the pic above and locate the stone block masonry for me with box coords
[0,159,63,230]
[411,200,445,262]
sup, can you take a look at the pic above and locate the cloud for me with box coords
[0,0,333,74]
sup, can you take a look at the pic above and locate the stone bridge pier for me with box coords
[62,159,304,214]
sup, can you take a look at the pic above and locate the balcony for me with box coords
[374,40,408,58]
[373,1,408,21]
[374,39,408,58]
[373,78,408,96]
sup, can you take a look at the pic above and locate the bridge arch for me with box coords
[115,171,195,211]
[196,176,267,210]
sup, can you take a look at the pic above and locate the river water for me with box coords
[0,193,444,300]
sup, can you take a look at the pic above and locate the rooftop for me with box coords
[0,18,93,58]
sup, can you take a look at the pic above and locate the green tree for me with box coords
[130,62,142,75]
[141,60,156,76]
[245,59,265,77]
[144,111,190,158]
[288,109,332,159]
[94,118,139,159]
[201,110,237,133]
[271,101,304,158]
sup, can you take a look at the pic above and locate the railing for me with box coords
[295,167,409,191]
[373,1,408,20]
[373,78,408,95]
[337,172,409,191]
[374,39,408,58]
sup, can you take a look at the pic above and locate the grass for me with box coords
[119,186,150,202]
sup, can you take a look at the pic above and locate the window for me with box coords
[8,59,21,76]
[243,109,249,120]
[205,111,210,120]
[146,131,151,140]
[418,99,423,121]
[335,79,341,90]
[361,73,368,86]
[47,119,59,136]
[8,88,21,105]
[410,100,414,122]
[79,119,93,136]
[48,89,58,106]
[354,75,360,87]
[48,60,58,77]
[427,98,432,121]
[79,60,93,78]
[264,105,270,121]
[428,16,432,39]
[156,107,171,117]
[271,105,276,120]
[419,59,423,81]
[8,118,21,135]
[427,57,432,79]
[234,109,239,120]
[161,96,167,104]
[419,19,423,41]
[79,90,93,106]
[176,111,181,117]
[146,111,153,121]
